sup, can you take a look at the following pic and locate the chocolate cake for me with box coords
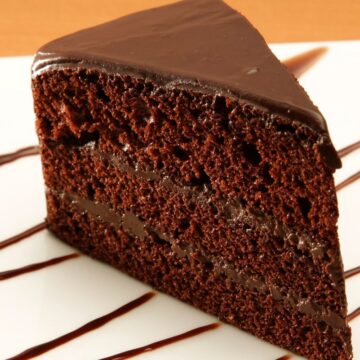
[31,0,352,358]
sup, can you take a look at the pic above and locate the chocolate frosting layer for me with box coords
[32,0,340,168]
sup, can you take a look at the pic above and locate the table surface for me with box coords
[1,0,360,56]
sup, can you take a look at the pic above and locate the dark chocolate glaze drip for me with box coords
[347,307,360,322]
[32,0,340,169]
[0,222,46,250]
[0,253,79,281]
[282,47,327,79]
[0,145,39,166]
[275,355,291,360]
[336,171,360,192]
[7,292,155,360]
[338,140,360,158]
[100,323,220,360]
[344,265,360,280]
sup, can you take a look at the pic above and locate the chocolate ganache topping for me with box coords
[32,0,340,169]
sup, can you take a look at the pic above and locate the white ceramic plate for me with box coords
[0,41,359,360]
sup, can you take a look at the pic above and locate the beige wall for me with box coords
[1,0,360,56]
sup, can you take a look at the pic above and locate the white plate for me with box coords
[0,41,359,360]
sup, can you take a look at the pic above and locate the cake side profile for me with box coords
[32,0,351,359]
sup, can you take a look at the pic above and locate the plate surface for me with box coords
[0,41,359,360]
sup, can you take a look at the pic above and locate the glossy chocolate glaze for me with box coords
[0,145,39,166]
[344,265,360,280]
[0,222,46,250]
[100,323,220,360]
[0,253,79,281]
[282,47,327,79]
[347,307,360,322]
[32,0,340,169]
[8,292,155,360]
[336,171,360,192]
[56,189,347,330]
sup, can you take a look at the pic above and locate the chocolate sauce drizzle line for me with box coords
[100,322,220,360]
[344,265,360,280]
[0,253,79,281]
[347,307,360,322]
[282,47,328,78]
[0,145,39,166]
[275,355,291,360]
[0,222,46,250]
[336,170,360,192]
[337,140,360,159]
[7,292,156,360]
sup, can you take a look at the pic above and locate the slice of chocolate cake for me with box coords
[31,0,352,358]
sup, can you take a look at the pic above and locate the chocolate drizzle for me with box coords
[0,222,46,250]
[344,265,360,280]
[282,47,327,78]
[0,253,79,281]
[0,145,39,166]
[57,189,347,330]
[275,355,291,360]
[100,323,220,360]
[338,140,360,158]
[347,307,360,322]
[7,292,155,360]
[336,171,360,192]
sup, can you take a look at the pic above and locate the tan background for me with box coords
[1,0,360,56]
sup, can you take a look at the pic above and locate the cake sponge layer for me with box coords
[33,68,339,235]
[41,141,346,317]
[32,65,351,359]
[46,190,352,360]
